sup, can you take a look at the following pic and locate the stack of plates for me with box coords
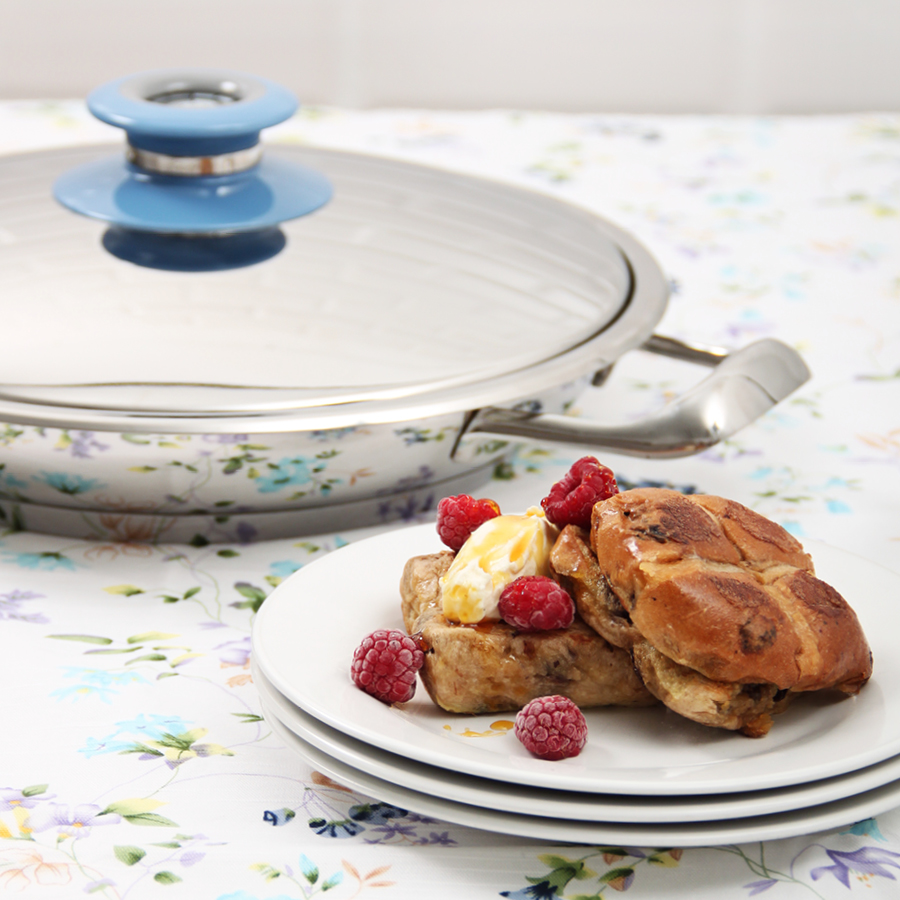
[250,524,900,847]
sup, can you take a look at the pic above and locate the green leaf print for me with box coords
[599,866,635,884]
[127,631,179,644]
[233,582,267,612]
[529,857,596,892]
[122,812,180,827]
[301,857,319,883]
[47,634,113,644]
[21,784,48,797]
[154,871,183,884]
[104,584,145,596]
[114,845,147,866]
[101,798,180,826]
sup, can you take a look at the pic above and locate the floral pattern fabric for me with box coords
[1,102,900,897]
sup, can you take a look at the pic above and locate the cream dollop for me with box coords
[439,507,559,624]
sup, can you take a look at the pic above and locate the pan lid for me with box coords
[0,72,668,433]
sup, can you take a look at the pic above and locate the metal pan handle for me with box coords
[452,335,810,460]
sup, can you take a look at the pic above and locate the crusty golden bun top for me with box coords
[590,488,872,693]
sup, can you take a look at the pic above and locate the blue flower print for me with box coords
[262,808,296,827]
[842,818,887,842]
[112,712,194,738]
[308,817,365,838]
[500,882,559,899]
[297,853,345,890]
[1,787,56,812]
[811,846,900,888]
[216,636,251,667]
[79,735,135,756]
[405,812,441,825]
[377,493,435,523]
[420,831,457,846]
[269,560,303,580]
[33,471,105,495]
[0,589,47,623]
[59,431,110,459]
[79,713,194,756]
[60,667,146,688]
[52,684,117,704]
[309,427,358,441]
[744,880,778,896]
[203,434,250,445]
[254,457,313,494]
[0,468,27,491]
[348,801,407,824]
[2,551,76,571]
[365,822,418,841]
[27,802,120,839]
[394,465,436,490]
[217,893,298,900]
[53,667,146,706]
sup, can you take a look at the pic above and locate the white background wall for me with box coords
[1,0,898,112]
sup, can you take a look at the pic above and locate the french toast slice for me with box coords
[551,490,873,736]
[400,551,656,715]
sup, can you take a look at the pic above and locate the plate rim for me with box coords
[260,696,900,848]
[252,658,900,824]
[252,523,897,796]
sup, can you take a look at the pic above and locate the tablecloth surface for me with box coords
[2,101,900,898]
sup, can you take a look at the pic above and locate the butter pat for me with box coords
[440,507,559,624]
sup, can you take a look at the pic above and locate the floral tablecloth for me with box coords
[2,101,900,898]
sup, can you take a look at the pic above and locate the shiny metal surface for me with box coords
[640,333,730,367]
[0,141,810,539]
[125,142,264,175]
[454,338,811,459]
[0,143,653,428]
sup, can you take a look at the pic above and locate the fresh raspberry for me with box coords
[436,494,501,551]
[541,457,619,529]
[498,576,575,632]
[514,695,588,760]
[350,629,424,705]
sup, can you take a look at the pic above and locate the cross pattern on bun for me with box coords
[400,551,656,715]
[552,488,873,736]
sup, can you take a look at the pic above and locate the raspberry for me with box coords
[498,576,574,632]
[436,494,501,551]
[350,629,424,705]
[514,695,588,760]
[541,457,619,529]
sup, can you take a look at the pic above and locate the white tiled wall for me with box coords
[1,0,898,112]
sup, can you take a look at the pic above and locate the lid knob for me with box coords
[53,68,332,234]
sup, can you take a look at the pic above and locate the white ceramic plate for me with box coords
[260,698,900,847]
[252,525,898,796]
[253,659,900,824]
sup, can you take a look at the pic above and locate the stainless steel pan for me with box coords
[0,71,809,542]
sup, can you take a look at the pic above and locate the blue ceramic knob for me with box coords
[53,69,332,234]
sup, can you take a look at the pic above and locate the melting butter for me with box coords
[440,507,559,624]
